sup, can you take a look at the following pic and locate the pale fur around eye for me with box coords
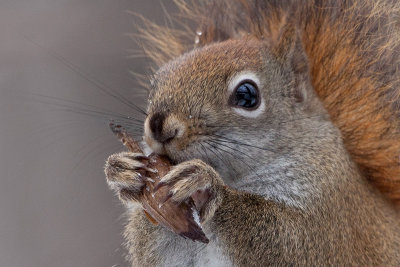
[227,71,266,118]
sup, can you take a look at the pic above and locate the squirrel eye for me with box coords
[231,81,259,109]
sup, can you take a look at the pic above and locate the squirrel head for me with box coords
[144,24,330,181]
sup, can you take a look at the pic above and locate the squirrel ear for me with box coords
[272,23,308,72]
[272,23,310,103]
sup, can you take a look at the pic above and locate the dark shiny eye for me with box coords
[230,81,259,109]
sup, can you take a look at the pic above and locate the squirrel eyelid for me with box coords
[227,71,261,95]
[231,100,265,118]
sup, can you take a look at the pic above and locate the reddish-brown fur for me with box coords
[133,0,400,205]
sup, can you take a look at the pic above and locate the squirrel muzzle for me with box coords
[144,112,186,155]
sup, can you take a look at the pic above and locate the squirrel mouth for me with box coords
[144,134,167,155]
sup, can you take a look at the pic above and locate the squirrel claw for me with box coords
[154,159,224,223]
[145,177,155,183]
[144,167,158,174]
[153,181,166,192]
[160,192,173,204]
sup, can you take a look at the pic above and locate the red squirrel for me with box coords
[105,0,400,265]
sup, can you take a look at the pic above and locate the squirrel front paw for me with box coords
[104,151,155,202]
[155,159,224,224]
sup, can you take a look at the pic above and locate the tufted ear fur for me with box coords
[271,23,311,103]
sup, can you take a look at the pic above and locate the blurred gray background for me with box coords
[0,0,175,266]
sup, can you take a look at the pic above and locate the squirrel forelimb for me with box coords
[108,121,210,243]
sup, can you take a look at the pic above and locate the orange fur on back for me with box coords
[134,0,400,205]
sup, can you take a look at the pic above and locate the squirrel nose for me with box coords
[149,112,178,144]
